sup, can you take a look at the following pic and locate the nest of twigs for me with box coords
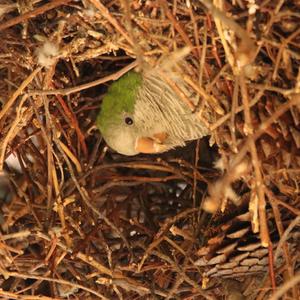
[0,0,299,299]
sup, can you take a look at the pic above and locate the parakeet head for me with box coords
[97,71,142,155]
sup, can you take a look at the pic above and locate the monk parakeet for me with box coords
[96,69,210,156]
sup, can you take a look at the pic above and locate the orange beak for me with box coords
[135,132,168,154]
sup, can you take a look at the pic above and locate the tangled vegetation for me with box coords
[0,0,299,299]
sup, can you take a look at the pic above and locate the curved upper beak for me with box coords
[135,132,168,154]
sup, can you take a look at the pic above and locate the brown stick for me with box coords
[0,0,72,32]
[28,61,138,96]
[88,0,133,46]
[239,71,270,247]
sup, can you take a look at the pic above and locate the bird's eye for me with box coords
[125,117,134,125]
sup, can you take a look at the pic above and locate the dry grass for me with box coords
[0,0,299,299]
